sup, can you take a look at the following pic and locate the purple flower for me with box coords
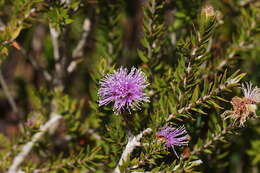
[98,67,149,114]
[157,126,189,158]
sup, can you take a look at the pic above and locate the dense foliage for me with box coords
[0,0,259,172]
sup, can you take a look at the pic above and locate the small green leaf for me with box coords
[191,85,200,103]
[191,108,207,115]
[204,149,213,154]
[207,100,223,109]
[137,49,149,63]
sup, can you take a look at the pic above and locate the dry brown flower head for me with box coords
[223,82,259,126]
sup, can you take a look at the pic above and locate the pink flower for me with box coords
[157,126,189,158]
[98,67,149,114]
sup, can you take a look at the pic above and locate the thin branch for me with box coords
[49,26,60,61]
[0,16,52,83]
[1,8,36,45]
[167,83,230,121]
[216,46,240,71]
[8,113,62,173]
[113,128,152,173]
[49,25,64,88]
[19,45,52,82]
[8,10,69,173]
[67,18,91,73]
[146,0,155,60]
[61,0,71,6]
[87,128,101,140]
[216,15,256,72]
[189,124,233,156]
[0,70,18,112]
[8,24,65,173]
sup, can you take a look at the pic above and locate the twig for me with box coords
[87,128,101,140]
[216,48,238,71]
[189,124,233,156]
[0,70,18,112]
[72,19,91,58]
[49,26,60,61]
[19,45,52,82]
[216,14,256,72]
[0,15,52,82]
[167,83,230,121]
[8,113,62,173]
[113,128,152,173]
[9,12,67,173]
[67,18,91,73]
[1,8,36,45]
[61,0,71,6]
[49,25,64,88]
[146,0,155,60]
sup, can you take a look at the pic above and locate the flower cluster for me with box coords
[223,82,260,126]
[156,125,189,158]
[98,67,149,114]
[98,67,259,158]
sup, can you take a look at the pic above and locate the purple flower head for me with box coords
[98,67,149,114]
[157,125,189,158]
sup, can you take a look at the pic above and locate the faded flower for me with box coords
[98,67,149,114]
[241,82,260,103]
[156,125,189,158]
[223,82,260,126]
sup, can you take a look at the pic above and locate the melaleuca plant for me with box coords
[0,0,259,173]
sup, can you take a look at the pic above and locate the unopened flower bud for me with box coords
[201,4,216,20]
